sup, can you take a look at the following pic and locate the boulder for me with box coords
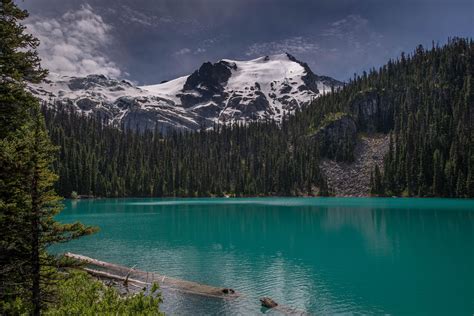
[260,297,278,308]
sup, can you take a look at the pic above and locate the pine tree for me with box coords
[0,1,97,314]
[29,108,97,314]
[370,165,384,196]
[0,0,46,138]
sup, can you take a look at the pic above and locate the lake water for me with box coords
[55,198,474,315]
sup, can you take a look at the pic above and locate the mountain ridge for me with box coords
[29,53,343,133]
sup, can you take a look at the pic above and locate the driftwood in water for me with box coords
[65,252,239,299]
[66,253,310,315]
[222,288,235,294]
[83,268,147,286]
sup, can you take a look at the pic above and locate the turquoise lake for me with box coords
[55,198,474,315]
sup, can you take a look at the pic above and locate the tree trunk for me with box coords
[31,133,41,316]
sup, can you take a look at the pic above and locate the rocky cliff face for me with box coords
[312,113,357,161]
[29,54,342,133]
[349,90,394,133]
[179,61,233,108]
[312,90,394,196]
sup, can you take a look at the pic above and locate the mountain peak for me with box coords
[30,55,343,133]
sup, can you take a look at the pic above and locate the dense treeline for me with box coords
[296,38,473,197]
[43,38,472,198]
[44,109,326,197]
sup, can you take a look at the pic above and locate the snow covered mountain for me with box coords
[29,53,342,132]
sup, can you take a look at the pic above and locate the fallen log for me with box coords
[83,268,147,286]
[65,252,239,299]
[222,288,235,294]
[66,253,310,315]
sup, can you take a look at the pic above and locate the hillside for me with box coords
[296,38,473,197]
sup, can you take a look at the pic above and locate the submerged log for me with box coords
[260,297,278,308]
[65,252,239,299]
[67,253,310,315]
[222,288,235,294]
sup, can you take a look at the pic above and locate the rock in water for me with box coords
[260,297,278,308]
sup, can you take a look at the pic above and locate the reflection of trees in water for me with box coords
[58,199,474,315]
[321,204,474,258]
[322,206,392,255]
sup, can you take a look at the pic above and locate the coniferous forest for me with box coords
[44,109,325,198]
[1,0,473,314]
[2,0,472,314]
[297,39,473,198]
[44,38,473,198]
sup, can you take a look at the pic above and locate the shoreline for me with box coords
[66,253,309,315]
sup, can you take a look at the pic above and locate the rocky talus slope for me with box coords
[320,134,390,197]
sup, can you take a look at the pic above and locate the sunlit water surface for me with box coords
[54,198,474,315]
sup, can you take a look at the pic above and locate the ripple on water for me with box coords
[55,198,474,315]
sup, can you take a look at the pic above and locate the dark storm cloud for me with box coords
[20,0,474,84]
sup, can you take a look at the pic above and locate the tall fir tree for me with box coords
[0,1,97,314]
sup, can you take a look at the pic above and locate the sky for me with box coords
[20,0,474,85]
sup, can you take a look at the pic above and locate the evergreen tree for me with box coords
[0,1,96,314]
[0,0,46,137]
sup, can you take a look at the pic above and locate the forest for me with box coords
[44,38,473,198]
[1,0,472,313]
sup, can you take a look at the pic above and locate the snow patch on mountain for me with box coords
[29,53,342,133]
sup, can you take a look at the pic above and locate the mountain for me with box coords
[29,53,342,132]
[42,38,473,198]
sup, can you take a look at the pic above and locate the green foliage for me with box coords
[318,112,356,162]
[0,0,47,83]
[294,38,473,198]
[1,271,163,315]
[0,296,32,315]
[0,99,98,315]
[370,165,384,196]
[70,191,79,199]
[0,0,47,138]
[43,109,325,197]
[377,39,473,197]
[0,1,97,314]
[317,112,349,131]
[46,271,163,316]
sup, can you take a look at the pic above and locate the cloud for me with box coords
[246,36,321,56]
[26,4,122,78]
[174,47,207,56]
[174,48,192,56]
[245,15,387,80]
[321,15,383,51]
[195,47,206,54]
[112,5,175,27]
